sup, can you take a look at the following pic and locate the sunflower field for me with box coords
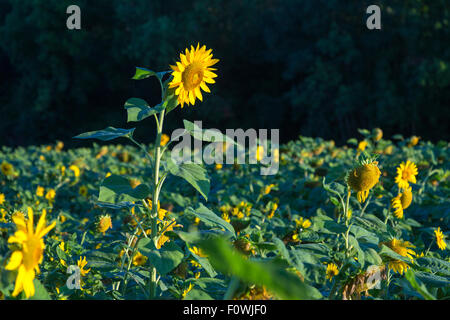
[0,46,449,301]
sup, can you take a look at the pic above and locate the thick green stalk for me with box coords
[149,109,165,299]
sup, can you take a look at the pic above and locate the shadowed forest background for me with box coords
[0,0,449,147]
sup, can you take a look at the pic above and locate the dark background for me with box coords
[0,0,449,148]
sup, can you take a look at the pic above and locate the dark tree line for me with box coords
[0,0,449,147]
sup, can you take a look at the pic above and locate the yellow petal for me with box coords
[38,221,56,238]
[200,82,210,93]
[5,251,23,270]
[195,87,203,101]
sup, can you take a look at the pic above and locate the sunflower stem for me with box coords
[149,98,166,299]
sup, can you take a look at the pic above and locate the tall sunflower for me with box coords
[5,207,56,298]
[395,161,418,189]
[169,44,219,107]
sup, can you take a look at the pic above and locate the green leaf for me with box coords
[73,127,135,141]
[379,245,413,264]
[404,269,436,300]
[183,119,238,145]
[186,203,235,237]
[132,67,171,80]
[189,246,218,278]
[132,67,156,80]
[98,174,151,204]
[138,239,184,276]
[199,237,322,300]
[415,271,450,288]
[184,288,214,300]
[30,279,52,300]
[163,93,179,114]
[125,98,165,122]
[166,158,210,201]
[416,257,450,276]
[85,250,117,270]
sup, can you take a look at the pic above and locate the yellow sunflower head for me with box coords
[5,207,56,298]
[1,161,14,176]
[169,43,219,107]
[132,251,148,266]
[97,214,112,234]
[386,238,416,260]
[347,160,381,203]
[357,140,368,152]
[395,161,418,189]
[325,263,339,281]
[408,136,420,147]
[434,227,447,251]
[77,256,91,277]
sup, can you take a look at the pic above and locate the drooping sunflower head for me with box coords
[408,136,420,147]
[386,238,416,260]
[347,161,381,203]
[169,44,219,107]
[391,196,404,219]
[399,186,412,209]
[391,187,412,219]
[387,260,410,275]
[372,128,383,141]
[395,161,418,189]
[97,214,112,234]
[382,238,416,275]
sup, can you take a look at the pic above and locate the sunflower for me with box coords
[35,186,44,197]
[294,217,311,229]
[1,161,14,176]
[77,256,91,277]
[160,133,170,147]
[132,251,147,266]
[408,136,420,147]
[434,227,447,251]
[357,140,368,152]
[383,238,416,275]
[169,44,219,107]
[5,207,56,298]
[391,187,412,219]
[372,128,383,141]
[97,214,112,234]
[78,185,88,197]
[326,263,339,282]
[189,246,207,258]
[69,164,80,178]
[45,189,56,202]
[347,161,381,203]
[395,161,418,189]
